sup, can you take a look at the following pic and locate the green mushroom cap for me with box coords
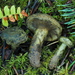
[26,13,62,41]
[1,26,28,49]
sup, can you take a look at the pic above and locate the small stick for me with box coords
[45,0,53,6]
[13,66,19,75]
[30,0,40,14]
[24,0,31,9]
[70,64,75,72]
[21,68,24,75]
[47,41,58,46]
[58,48,71,68]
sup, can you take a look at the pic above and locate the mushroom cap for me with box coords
[1,26,28,49]
[26,13,62,41]
[59,37,73,48]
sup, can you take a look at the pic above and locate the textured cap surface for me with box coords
[26,13,62,41]
[1,26,28,49]
[59,37,73,48]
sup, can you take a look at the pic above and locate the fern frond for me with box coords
[0,5,28,27]
[57,4,71,7]
[58,3,75,37]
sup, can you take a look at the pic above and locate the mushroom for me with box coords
[26,13,62,67]
[1,26,28,50]
[49,37,73,69]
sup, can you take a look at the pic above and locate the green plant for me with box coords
[58,3,75,37]
[38,2,54,14]
[0,53,28,75]
[56,2,75,75]
[38,0,67,21]
[0,5,28,27]
[0,46,55,75]
[0,0,28,9]
[56,67,69,75]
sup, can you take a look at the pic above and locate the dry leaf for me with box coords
[8,15,15,22]
[15,14,18,21]
[21,10,28,17]
[3,17,8,20]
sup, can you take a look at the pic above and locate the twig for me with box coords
[13,66,19,75]
[47,40,58,46]
[24,0,31,9]
[21,68,24,75]
[30,0,40,14]
[68,57,75,72]
[58,48,71,68]
[45,0,53,6]
[70,64,75,72]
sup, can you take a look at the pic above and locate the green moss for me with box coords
[38,2,54,14]
[0,0,28,9]
[38,0,67,21]
[0,46,53,75]
[0,53,29,75]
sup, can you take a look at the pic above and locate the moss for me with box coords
[0,46,54,75]
[0,0,28,9]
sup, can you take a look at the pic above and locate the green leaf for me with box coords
[59,8,75,12]
[4,6,10,16]
[17,7,21,14]
[65,20,75,25]
[2,18,8,27]
[68,61,75,70]
[10,5,16,14]
[19,13,23,18]
[17,7,23,18]
[70,32,75,34]
[57,4,71,7]
[0,9,3,18]
[61,12,75,16]
[67,24,75,28]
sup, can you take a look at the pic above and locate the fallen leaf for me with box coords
[8,15,15,22]
[3,17,8,20]
[21,10,28,17]
[15,14,18,21]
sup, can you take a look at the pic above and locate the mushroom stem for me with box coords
[29,28,48,67]
[49,43,66,69]
[56,43,67,56]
